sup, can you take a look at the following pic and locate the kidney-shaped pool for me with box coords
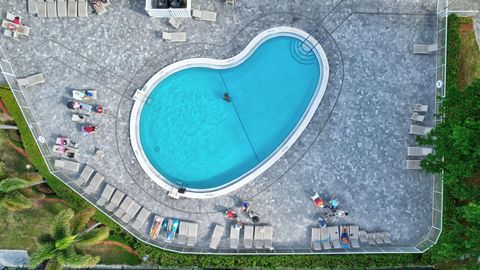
[130,27,329,198]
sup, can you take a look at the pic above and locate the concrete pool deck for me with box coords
[1,0,438,252]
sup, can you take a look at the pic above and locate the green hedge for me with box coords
[446,14,461,90]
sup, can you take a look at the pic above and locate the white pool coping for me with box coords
[130,27,329,199]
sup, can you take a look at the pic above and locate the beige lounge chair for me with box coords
[409,125,433,136]
[78,0,88,17]
[96,184,115,206]
[84,172,104,194]
[162,32,187,42]
[186,223,198,247]
[131,207,151,231]
[47,0,57,17]
[192,9,217,22]
[359,230,368,243]
[3,29,19,40]
[311,227,321,250]
[54,159,80,173]
[226,0,235,6]
[406,160,422,169]
[114,196,133,218]
[17,73,46,88]
[329,226,341,249]
[177,222,188,245]
[254,226,264,249]
[413,43,437,54]
[382,232,392,244]
[230,225,240,249]
[93,0,107,15]
[209,224,224,249]
[121,200,141,223]
[243,225,253,248]
[71,114,87,123]
[37,0,47,17]
[349,225,360,248]
[105,190,125,212]
[320,227,331,249]
[407,147,433,156]
[52,145,78,158]
[57,0,67,17]
[28,0,38,14]
[73,165,94,186]
[168,17,181,29]
[374,233,385,244]
[367,233,376,245]
[67,0,77,17]
[411,112,425,122]
[55,137,76,147]
[413,104,428,112]
[263,226,273,249]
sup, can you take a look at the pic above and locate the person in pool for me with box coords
[223,93,231,102]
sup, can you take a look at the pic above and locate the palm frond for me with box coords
[57,247,100,268]
[2,191,32,210]
[75,227,110,247]
[70,207,95,234]
[28,242,56,269]
[45,258,62,270]
[0,178,29,193]
[51,209,74,241]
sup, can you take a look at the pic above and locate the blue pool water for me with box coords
[139,36,321,190]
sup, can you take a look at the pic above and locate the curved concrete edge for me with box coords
[130,27,330,199]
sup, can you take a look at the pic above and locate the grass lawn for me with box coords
[459,17,480,88]
[79,245,142,265]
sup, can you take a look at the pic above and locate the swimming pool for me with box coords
[130,27,329,198]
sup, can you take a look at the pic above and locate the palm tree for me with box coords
[0,177,32,210]
[29,208,110,270]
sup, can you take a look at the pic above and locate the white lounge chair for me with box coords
[382,232,392,244]
[162,32,187,42]
[114,196,133,218]
[177,222,188,245]
[168,17,181,29]
[52,145,78,159]
[410,125,433,136]
[73,165,94,186]
[367,233,376,245]
[17,73,46,88]
[97,184,115,206]
[78,0,88,17]
[311,227,321,250]
[84,172,104,194]
[329,226,341,249]
[209,224,224,249]
[105,190,125,212]
[263,226,273,249]
[71,114,87,123]
[57,0,67,17]
[320,227,331,249]
[54,159,80,173]
[121,200,141,223]
[28,0,38,14]
[411,112,425,122]
[413,43,437,54]
[226,0,235,6]
[374,233,385,244]
[92,0,107,15]
[192,9,217,22]
[230,225,240,249]
[349,225,360,248]
[55,137,77,147]
[359,230,368,243]
[67,0,77,17]
[46,0,57,17]
[73,90,97,100]
[243,225,253,248]
[37,0,47,17]
[254,226,264,249]
[407,147,433,156]
[413,104,428,112]
[406,160,422,170]
[131,208,151,231]
[3,29,19,40]
[186,223,198,247]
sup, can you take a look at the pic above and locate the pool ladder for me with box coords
[289,40,317,65]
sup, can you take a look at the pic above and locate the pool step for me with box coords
[289,40,317,65]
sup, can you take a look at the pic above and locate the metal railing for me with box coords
[0,0,448,255]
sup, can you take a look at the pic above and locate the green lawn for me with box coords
[79,245,141,266]
[459,17,480,88]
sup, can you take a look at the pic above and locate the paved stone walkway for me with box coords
[0,250,28,268]
[0,0,438,252]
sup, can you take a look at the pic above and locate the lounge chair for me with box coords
[367,233,376,245]
[78,0,88,17]
[3,29,19,40]
[254,226,264,249]
[52,145,78,158]
[192,9,217,22]
[54,159,80,173]
[57,0,67,17]
[162,32,187,42]
[168,17,181,29]
[320,227,331,249]
[359,230,368,243]
[263,226,273,249]
[92,0,107,15]
[209,224,224,249]
[243,225,253,248]
[407,147,433,156]
[413,43,437,54]
[131,207,151,231]
[46,0,57,17]
[73,165,94,186]
[121,200,141,223]
[329,226,341,249]
[411,112,425,122]
[311,227,321,250]
[17,73,46,88]
[114,196,133,218]
[28,0,38,14]
[67,0,77,17]
[226,0,235,5]
[409,125,433,136]
[413,104,428,112]
[96,184,115,206]
[186,223,198,247]
[55,137,77,147]
[349,225,360,248]
[406,160,422,170]
[37,0,47,17]
[71,114,87,123]
[133,89,147,102]
[73,90,97,100]
[230,225,240,249]
[382,232,392,244]
[177,222,188,245]
[84,172,104,194]
[374,233,385,244]
[105,190,125,212]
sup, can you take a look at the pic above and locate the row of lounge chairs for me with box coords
[29,0,88,18]
[407,104,433,169]
[211,224,274,250]
[311,226,391,250]
[361,231,392,245]
[161,9,218,42]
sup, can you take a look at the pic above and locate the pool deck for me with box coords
[1,0,437,252]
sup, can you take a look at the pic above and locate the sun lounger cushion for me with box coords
[47,0,57,17]
[37,0,47,17]
[29,0,38,14]
[209,224,224,249]
[78,0,88,17]
[57,0,67,17]
[97,184,115,206]
[67,0,77,17]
